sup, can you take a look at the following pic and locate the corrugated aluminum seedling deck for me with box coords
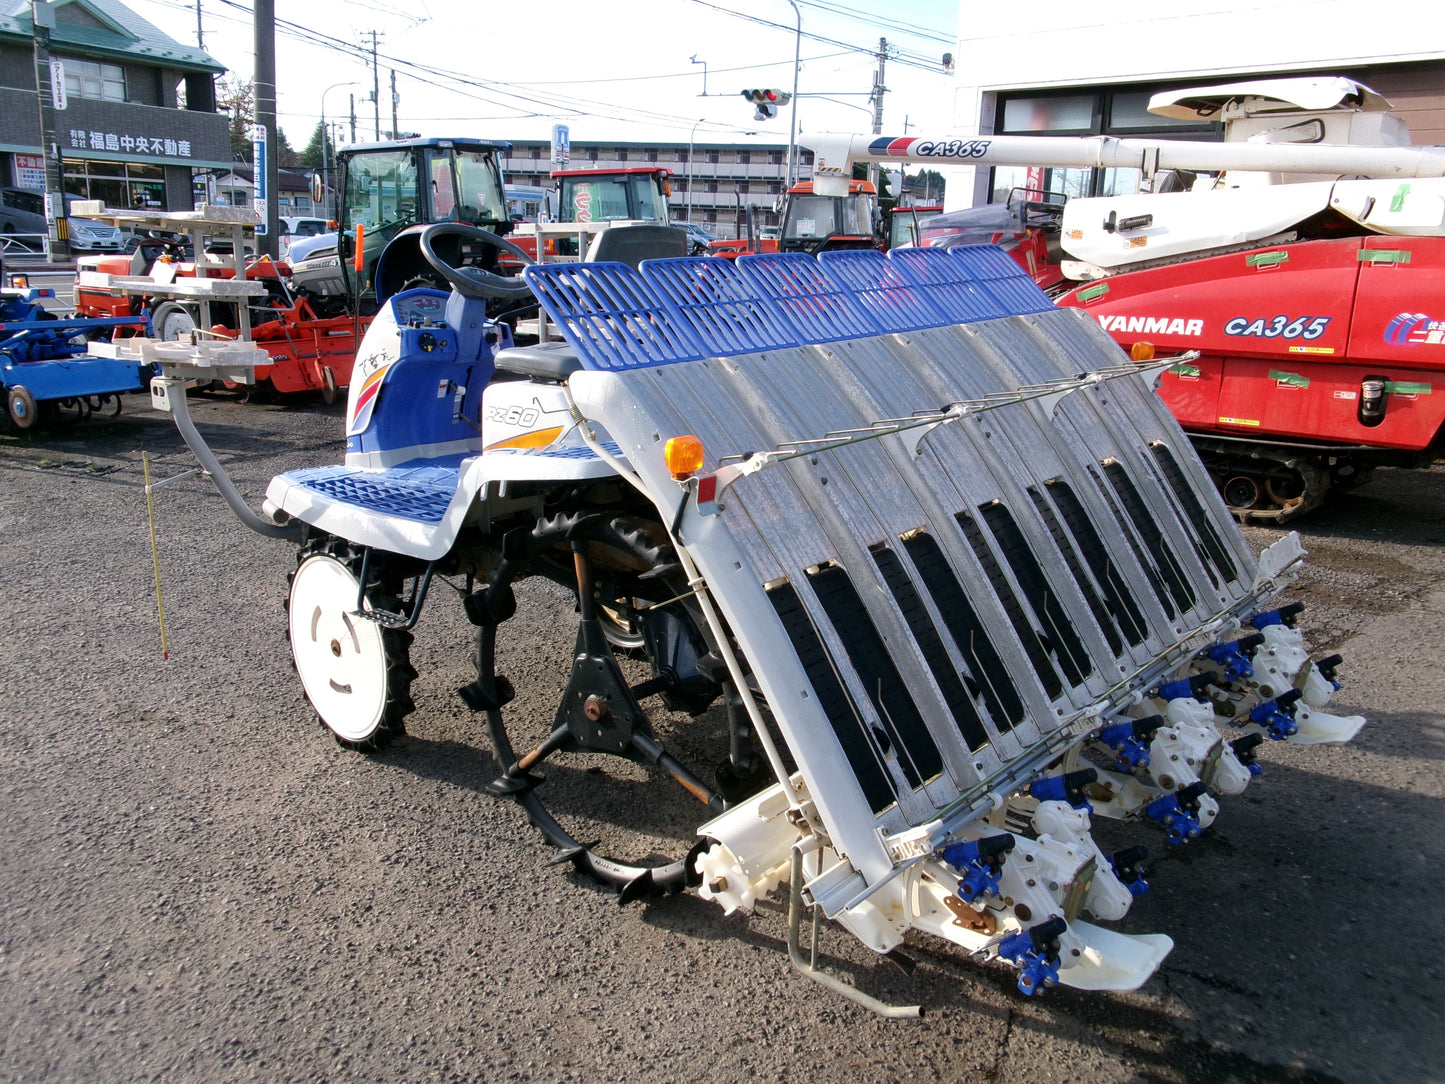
[525,249,1262,883]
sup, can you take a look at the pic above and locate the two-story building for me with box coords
[0,0,230,211]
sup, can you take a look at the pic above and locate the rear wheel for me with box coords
[286,540,415,750]
[150,301,198,342]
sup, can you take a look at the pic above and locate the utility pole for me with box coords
[195,0,203,49]
[30,1,67,262]
[390,70,398,140]
[366,30,382,140]
[349,94,357,142]
[253,0,277,257]
[868,37,887,189]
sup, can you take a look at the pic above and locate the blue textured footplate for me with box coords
[639,257,800,354]
[520,262,706,370]
[286,463,461,523]
[816,249,951,333]
[736,253,883,343]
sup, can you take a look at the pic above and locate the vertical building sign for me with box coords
[49,59,66,110]
[551,124,570,166]
[251,124,269,234]
[14,154,46,190]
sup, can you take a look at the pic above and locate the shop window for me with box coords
[63,58,126,103]
[994,86,1220,201]
[1002,95,1095,133]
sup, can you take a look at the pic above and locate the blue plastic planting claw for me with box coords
[942,833,1015,904]
[1153,671,1218,703]
[1098,715,1164,772]
[1146,781,1207,845]
[1029,768,1097,813]
[1316,653,1344,692]
[1249,688,1302,740]
[1107,845,1151,898]
[997,916,1067,997]
[1231,733,1265,777]
[1249,601,1304,631]
[1206,633,1265,683]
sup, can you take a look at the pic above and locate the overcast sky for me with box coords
[127,0,961,150]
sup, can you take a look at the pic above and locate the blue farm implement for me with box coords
[0,287,148,430]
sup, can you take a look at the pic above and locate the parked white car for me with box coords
[278,216,329,260]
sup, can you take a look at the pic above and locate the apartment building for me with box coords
[498,139,815,240]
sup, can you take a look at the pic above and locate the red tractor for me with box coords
[505,166,676,264]
[709,178,879,259]
[886,203,942,249]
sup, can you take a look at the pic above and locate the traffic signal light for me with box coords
[741,88,790,121]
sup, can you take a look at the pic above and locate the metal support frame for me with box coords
[786,846,921,1019]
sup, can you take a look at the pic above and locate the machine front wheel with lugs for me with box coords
[286,542,415,750]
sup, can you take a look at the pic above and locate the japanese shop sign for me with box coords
[66,129,194,158]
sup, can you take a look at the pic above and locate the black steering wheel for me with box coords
[417,222,535,302]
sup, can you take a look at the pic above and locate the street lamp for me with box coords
[320,81,357,219]
[690,54,707,97]
[686,117,705,222]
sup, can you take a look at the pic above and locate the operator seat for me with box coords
[585,224,688,269]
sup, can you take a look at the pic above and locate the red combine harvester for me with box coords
[913,190,1068,292]
[807,78,1445,520]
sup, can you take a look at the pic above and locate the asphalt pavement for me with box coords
[0,393,1440,1084]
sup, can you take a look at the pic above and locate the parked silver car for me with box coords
[0,187,124,253]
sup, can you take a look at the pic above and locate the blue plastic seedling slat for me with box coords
[947,244,1054,315]
[520,262,707,370]
[639,256,800,356]
[885,246,1008,323]
[736,253,884,343]
[816,249,952,334]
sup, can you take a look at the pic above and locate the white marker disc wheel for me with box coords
[288,553,392,744]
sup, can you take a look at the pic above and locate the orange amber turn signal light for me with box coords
[664,435,705,479]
